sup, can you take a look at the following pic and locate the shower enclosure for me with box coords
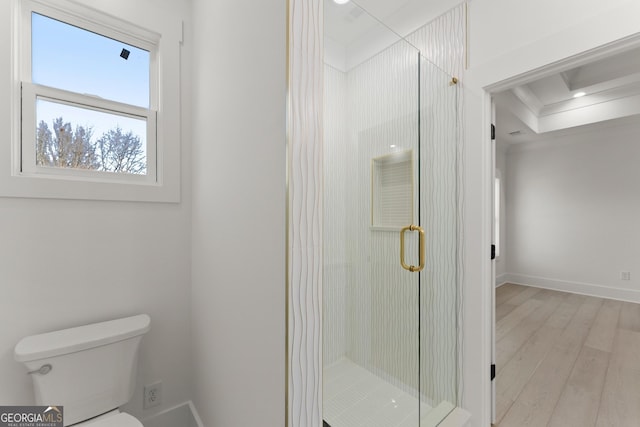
[323,1,460,426]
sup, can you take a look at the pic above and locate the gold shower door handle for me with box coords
[400,225,425,272]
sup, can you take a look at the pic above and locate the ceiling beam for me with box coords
[494,91,540,133]
[512,85,544,115]
[539,93,640,133]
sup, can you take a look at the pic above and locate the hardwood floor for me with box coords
[494,284,640,427]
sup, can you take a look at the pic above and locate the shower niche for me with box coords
[371,150,413,230]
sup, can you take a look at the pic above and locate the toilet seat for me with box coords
[75,411,142,427]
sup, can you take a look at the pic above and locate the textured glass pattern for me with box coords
[289,0,324,425]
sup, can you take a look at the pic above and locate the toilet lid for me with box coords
[76,412,142,427]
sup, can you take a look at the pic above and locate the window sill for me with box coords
[0,172,180,203]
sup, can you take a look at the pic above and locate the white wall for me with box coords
[504,120,640,300]
[190,0,286,426]
[464,0,640,425]
[469,0,634,68]
[468,0,640,90]
[0,0,193,419]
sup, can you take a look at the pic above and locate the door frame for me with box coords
[477,33,640,425]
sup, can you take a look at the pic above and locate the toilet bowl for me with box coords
[76,410,141,426]
[14,314,150,427]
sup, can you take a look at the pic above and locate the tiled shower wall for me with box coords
[406,6,466,81]
[346,40,420,393]
[323,65,348,366]
[323,3,465,406]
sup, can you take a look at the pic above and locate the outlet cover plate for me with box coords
[144,381,162,409]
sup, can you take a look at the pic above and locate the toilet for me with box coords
[14,314,151,427]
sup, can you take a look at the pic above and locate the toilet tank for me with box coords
[14,315,150,427]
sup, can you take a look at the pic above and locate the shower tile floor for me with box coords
[324,359,454,427]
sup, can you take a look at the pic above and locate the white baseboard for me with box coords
[495,273,509,288]
[142,401,204,427]
[506,273,640,303]
[187,402,205,427]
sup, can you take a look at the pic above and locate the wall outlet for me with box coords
[143,381,162,409]
[621,271,631,281]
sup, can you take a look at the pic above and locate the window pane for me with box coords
[36,98,147,175]
[32,13,150,108]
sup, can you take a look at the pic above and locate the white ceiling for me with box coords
[495,46,640,146]
[324,0,410,46]
[354,0,460,37]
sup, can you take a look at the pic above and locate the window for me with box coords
[4,0,181,202]
[21,5,157,183]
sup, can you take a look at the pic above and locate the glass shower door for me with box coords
[322,2,460,426]
[322,1,423,424]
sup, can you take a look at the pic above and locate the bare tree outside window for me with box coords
[36,118,146,175]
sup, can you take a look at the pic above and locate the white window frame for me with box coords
[3,0,182,202]
[22,84,158,184]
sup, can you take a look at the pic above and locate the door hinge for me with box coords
[491,244,496,260]
[491,364,496,381]
[491,124,496,140]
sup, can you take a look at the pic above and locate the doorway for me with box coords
[489,39,640,425]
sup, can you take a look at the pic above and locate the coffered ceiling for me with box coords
[495,46,640,145]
